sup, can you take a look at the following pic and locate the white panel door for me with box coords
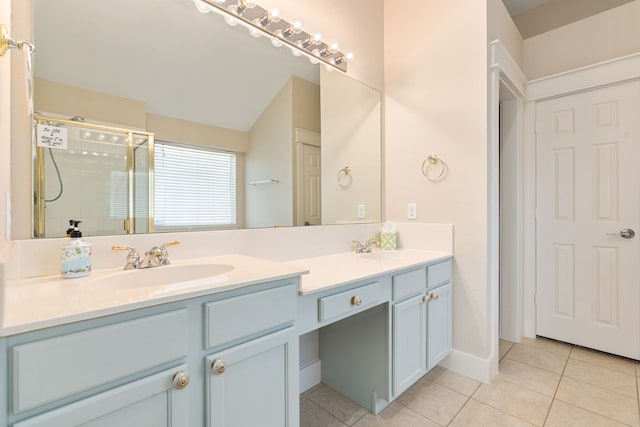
[302,144,321,226]
[536,81,640,360]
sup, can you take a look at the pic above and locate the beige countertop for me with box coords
[1,254,307,337]
[1,249,452,337]
[288,249,452,295]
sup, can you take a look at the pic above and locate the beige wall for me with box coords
[246,80,294,228]
[258,0,384,92]
[385,1,489,359]
[321,68,381,224]
[0,2,11,248]
[524,0,640,79]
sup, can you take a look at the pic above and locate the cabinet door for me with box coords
[206,327,298,427]
[14,366,189,427]
[392,294,427,398]
[427,282,452,370]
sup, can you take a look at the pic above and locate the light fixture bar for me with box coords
[196,0,350,72]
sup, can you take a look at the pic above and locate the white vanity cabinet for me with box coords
[426,261,453,370]
[1,277,301,427]
[202,283,299,427]
[5,308,190,427]
[391,260,452,398]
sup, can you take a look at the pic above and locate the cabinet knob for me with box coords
[432,292,439,300]
[422,294,431,303]
[172,370,190,390]
[211,359,227,375]
[351,296,363,306]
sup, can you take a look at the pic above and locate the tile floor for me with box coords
[300,337,640,426]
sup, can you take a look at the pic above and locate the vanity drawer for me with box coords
[12,309,188,414]
[427,260,452,289]
[392,267,426,301]
[318,281,383,322]
[204,283,297,350]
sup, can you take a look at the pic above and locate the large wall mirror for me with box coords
[30,0,381,238]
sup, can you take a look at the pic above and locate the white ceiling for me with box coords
[501,0,551,15]
[33,0,320,132]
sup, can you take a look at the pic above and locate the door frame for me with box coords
[523,53,640,337]
[488,40,526,378]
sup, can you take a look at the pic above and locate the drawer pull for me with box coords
[422,294,431,303]
[351,296,363,307]
[172,370,190,390]
[431,292,439,300]
[212,359,227,375]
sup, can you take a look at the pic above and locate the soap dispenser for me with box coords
[61,219,92,279]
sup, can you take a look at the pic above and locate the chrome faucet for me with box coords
[353,238,379,254]
[113,241,180,270]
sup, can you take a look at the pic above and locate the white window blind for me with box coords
[154,141,236,229]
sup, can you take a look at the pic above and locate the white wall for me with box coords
[384,0,490,366]
[488,0,524,68]
[524,0,640,79]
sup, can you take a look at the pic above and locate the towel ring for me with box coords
[421,154,447,182]
[337,166,353,189]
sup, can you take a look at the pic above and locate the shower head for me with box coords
[70,116,85,122]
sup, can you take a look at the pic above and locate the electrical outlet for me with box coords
[407,203,417,220]
[357,204,366,219]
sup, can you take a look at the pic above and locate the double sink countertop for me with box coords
[0,249,451,337]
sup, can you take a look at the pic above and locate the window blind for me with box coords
[154,141,236,229]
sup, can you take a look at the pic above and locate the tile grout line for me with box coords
[541,344,572,426]
[301,395,350,427]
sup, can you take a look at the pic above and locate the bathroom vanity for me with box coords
[0,250,451,427]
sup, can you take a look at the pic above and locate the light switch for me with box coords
[407,203,417,220]
[357,204,366,219]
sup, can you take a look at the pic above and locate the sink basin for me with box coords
[85,263,234,290]
[359,251,403,261]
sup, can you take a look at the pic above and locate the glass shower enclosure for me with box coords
[33,114,155,238]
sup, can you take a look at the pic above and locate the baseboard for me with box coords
[439,349,496,383]
[299,359,322,393]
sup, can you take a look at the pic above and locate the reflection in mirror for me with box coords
[32,0,381,237]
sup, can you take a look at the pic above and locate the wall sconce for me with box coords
[193,0,352,72]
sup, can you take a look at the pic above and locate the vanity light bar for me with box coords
[194,0,351,72]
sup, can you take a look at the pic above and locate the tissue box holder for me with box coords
[380,232,397,250]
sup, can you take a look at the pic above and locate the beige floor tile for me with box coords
[519,337,572,357]
[499,339,515,358]
[352,402,439,427]
[504,344,567,374]
[570,347,637,376]
[300,397,348,427]
[303,383,325,397]
[545,400,628,427]
[449,399,535,427]
[423,366,481,396]
[563,358,637,398]
[306,385,369,425]
[497,359,560,397]
[396,380,468,425]
[555,377,640,426]
[472,377,552,426]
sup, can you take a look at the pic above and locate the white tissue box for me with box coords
[380,232,397,250]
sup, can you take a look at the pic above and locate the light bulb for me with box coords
[345,50,355,61]
[97,133,106,141]
[249,27,262,38]
[194,0,212,13]
[312,33,323,44]
[308,56,319,65]
[271,37,283,47]
[224,15,239,26]
[327,39,340,54]
[283,20,303,37]
[290,47,302,57]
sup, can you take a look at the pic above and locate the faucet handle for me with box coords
[112,245,140,270]
[158,241,180,265]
